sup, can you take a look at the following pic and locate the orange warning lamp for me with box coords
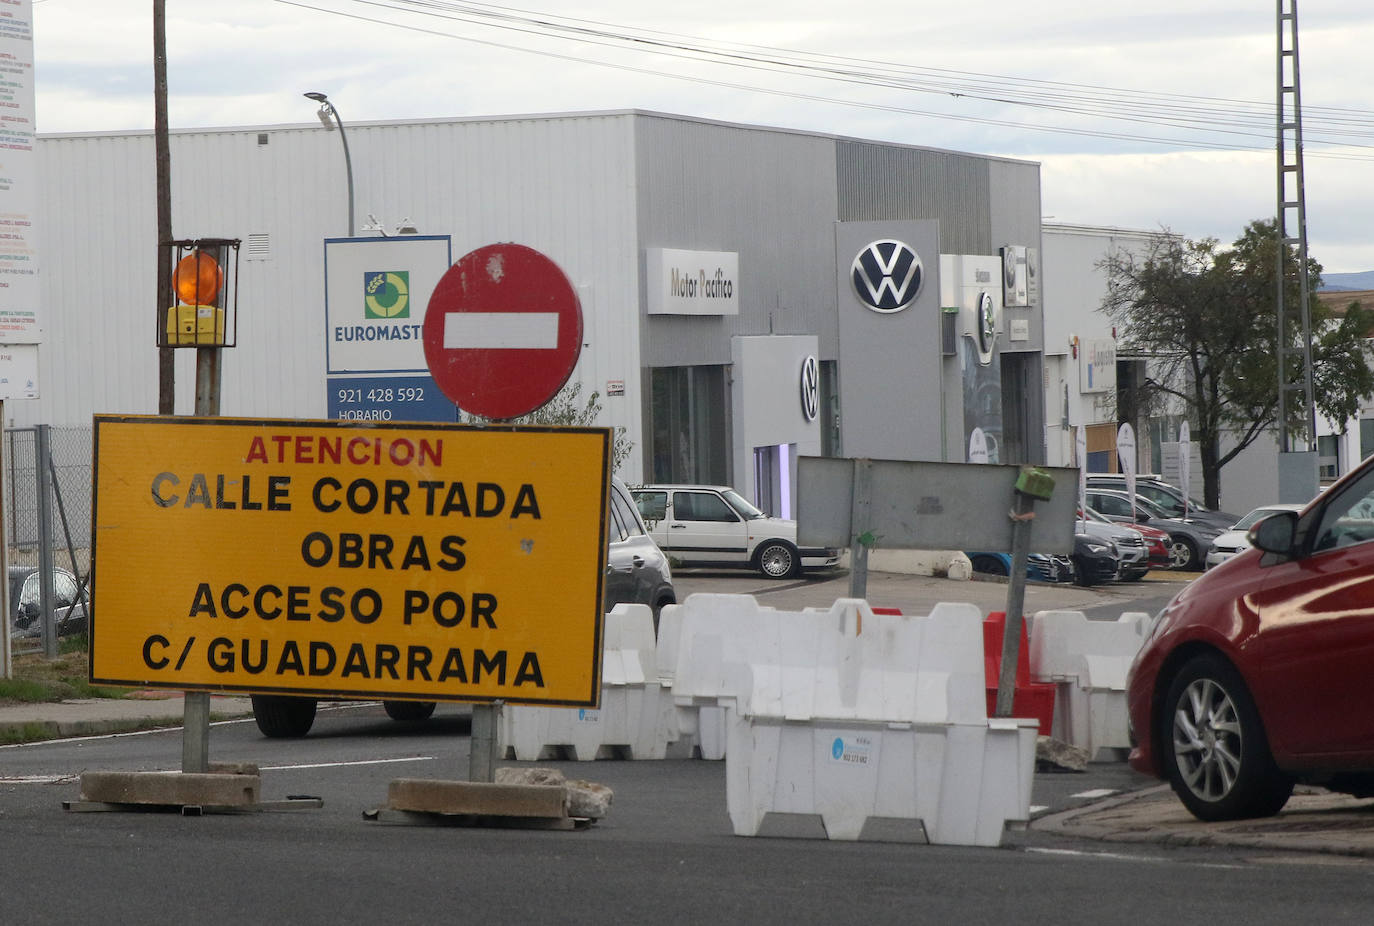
[172,250,223,307]
[161,238,239,348]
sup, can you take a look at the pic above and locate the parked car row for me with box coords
[967,501,1177,588]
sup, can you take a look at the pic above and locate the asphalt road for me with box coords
[3,569,1369,925]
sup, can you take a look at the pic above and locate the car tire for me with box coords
[970,554,1010,577]
[1123,567,1150,582]
[251,694,318,738]
[1168,535,1199,570]
[755,541,799,579]
[383,700,437,722]
[1162,653,1293,821]
[1070,556,1098,587]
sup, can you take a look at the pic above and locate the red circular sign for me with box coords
[422,243,584,420]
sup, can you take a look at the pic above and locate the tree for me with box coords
[1100,219,1374,509]
[458,380,635,474]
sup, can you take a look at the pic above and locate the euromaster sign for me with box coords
[90,416,611,707]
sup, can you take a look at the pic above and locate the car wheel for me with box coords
[756,541,799,579]
[1168,536,1199,570]
[1070,556,1097,587]
[251,695,318,738]
[1162,653,1292,821]
[383,700,437,722]
[971,554,1010,577]
[1123,567,1149,582]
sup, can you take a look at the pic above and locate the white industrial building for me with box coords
[26,109,1052,517]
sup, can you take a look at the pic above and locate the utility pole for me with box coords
[1275,0,1319,502]
[154,0,174,413]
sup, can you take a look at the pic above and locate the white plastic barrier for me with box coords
[667,594,1037,846]
[654,594,740,759]
[500,603,668,760]
[1028,610,1152,761]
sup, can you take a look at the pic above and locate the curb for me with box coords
[1034,783,1374,859]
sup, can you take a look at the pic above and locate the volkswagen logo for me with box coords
[978,291,997,354]
[799,355,819,422]
[851,240,923,313]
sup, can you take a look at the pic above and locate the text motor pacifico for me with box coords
[90,418,611,707]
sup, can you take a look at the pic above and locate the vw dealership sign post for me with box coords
[422,242,591,780]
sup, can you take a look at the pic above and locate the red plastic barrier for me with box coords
[982,611,1055,735]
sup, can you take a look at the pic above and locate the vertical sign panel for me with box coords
[0,0,41,396]
[324,236,452,422]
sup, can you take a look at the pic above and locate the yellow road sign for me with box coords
[91,416,611,707]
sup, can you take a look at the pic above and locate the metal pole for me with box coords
[182,346,221,773]
[469,702,499,782]
[995,491,1035,717]
[847,458,874,601]
[333,107,355,237]
[35,424,56,660]
[0,400,9,679]
[154,0,174,414]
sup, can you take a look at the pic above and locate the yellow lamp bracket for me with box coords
[160,237,240,348]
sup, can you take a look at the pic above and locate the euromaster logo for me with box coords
[364,271,410,319]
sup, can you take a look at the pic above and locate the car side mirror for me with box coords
[1249,511,1297,555]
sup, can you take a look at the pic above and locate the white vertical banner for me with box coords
[1118,422,1137,521]
[968,426,989,464]
[1076,424,1087,531]
[0,0,42,400]
[1178,421,1191,519]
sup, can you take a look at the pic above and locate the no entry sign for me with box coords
[423,243,583,420]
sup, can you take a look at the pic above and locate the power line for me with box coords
[276,0,1374,162]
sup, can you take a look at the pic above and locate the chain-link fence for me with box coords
[5,425,93,662]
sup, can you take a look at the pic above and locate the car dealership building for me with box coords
[27,109,1048,517]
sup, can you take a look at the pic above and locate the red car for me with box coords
[1127,455,1374,821]
[1125,521,1171,569]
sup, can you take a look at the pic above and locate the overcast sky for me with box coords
[30,0,1374,272]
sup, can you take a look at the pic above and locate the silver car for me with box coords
[1083,488,1224,571]
[1203,503,1305,569]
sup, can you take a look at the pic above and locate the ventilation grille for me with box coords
[245,233,271,261]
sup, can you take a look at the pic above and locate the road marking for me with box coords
[1070,789,1119,800]
[444,312,559,349]
[1026,848,1244,869]
[1029,804,1049,814]
[259,756,435,772]
[0,774,81,784]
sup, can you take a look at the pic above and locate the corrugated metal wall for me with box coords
[634,116,841,367]
[29,114,647,474]
[835,141,994,255]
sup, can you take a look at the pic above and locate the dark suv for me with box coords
[250,478,676,738]
[1085,474,1238,527]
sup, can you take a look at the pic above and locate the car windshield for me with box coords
[1133,495,1169,519]
[1232,507,1291,531]
[721,488,766,520]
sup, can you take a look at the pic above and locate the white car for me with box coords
[630,484,841,579]
[1203,503,1305,569]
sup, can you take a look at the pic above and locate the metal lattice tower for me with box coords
[1276,0,1317,453]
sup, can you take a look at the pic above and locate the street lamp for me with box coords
[304,91,354,236]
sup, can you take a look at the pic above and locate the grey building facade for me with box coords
[27,110,1045,516]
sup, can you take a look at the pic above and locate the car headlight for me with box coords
[1084,541,1112,554]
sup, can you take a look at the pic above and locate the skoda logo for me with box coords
[851,240,923,313]
[978,291,997,353]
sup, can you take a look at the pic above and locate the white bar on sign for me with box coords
[443,312,559,349]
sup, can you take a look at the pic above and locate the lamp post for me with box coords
[304,91,354,236]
